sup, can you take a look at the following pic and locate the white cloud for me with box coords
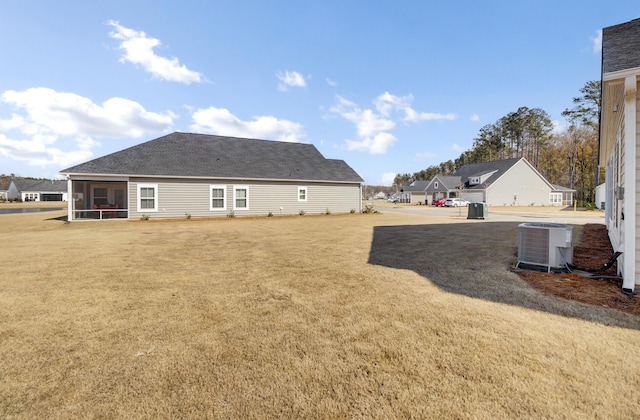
[190,106,305,142]
[452,144,465,152]
[276,70,307,91]
[107,20,204,84]
[381,172,397,186]
[0,87,175,169]
[2,88,174,138]
[330,95,398,154]
[0,133,94,169]
[326,78,337,87]
[374,92,457,122]
[330,92,455,155]
[470,114,480,122]
[552,119,566,135]
[591,29,602,54]
[345,132,398,155]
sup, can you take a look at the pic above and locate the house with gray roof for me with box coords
[0,177,9,201]
[599,17,640,293]
[423,157,572,206]
[59,132,364,220]
[401,180,430,204]
[7,178,68,202]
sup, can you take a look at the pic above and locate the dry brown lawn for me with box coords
[1,207,639,418]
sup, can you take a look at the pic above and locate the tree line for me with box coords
[394,81,601,205]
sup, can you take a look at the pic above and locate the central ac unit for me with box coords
[516,222,573,272]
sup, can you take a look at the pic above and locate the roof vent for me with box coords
[516,223,573,272]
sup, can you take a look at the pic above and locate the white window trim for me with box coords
[434,181,439,189]
[298,186,308,202]
[233,186,249,210]
[210,184,227,211]
[549,192,562,204]
[138,183,158,212]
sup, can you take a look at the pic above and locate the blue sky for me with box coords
[0,1,636,185]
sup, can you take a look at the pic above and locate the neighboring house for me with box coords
[7,178,68,201]
[402,180,430,204]
[425,175,465,203]
[59,132,364,221]
[0,177,9,200]
[424,157,572,206]
[599,17,640,293]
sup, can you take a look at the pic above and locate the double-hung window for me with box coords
[138,183,158,212]
[549,192,562,205]
[210,185,226,210]
[298,186,307,202]
[234,186,249,210]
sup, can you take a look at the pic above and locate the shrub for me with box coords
[268,211,273,217]
[185,212,192,220]
[350,208,356,214]
[140,214,150,221]
[227,210,235,218]
[362,204,378,214]
[299,210,306,216]
[324,208,331,215]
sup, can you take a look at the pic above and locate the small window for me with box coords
[210,185,226,210]
[138,183,158,212]
[549,192,562,205]
[234,186,249,210]
[434,181,439,189]
[298,187,307,202]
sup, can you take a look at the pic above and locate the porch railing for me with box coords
[74,208,129,220]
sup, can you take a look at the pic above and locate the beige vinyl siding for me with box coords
[485,160,551,206]
[129,178,361,219]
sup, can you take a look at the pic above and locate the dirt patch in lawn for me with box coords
[517,223,639,316]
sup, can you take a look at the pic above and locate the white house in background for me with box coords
[423,157,573,206]
[59,132,364,221]
[599,17,640,293]
[7,178,68,201]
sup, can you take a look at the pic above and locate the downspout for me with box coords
[622,75,637,293]
[596,49,604,186]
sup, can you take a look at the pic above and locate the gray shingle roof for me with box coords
[402,180,430,192]
[603,18,640,74]
[60,132,363,183]
[453,158,521,190]
[11,178,67,193]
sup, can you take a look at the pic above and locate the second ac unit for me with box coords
[516,222,573,272]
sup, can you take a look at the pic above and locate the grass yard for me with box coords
[1,208,639,418]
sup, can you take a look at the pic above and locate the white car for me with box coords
[444,198,470,207]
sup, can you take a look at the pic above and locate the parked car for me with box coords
[444,198,470,207]
[433,198,447,207]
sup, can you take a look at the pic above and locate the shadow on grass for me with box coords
[368,221,640,330]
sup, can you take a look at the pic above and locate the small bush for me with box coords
[185,212,192,219]
[227,210,235,218]
[299,210,306,216]
[362,204,378,214]
[140,214,150,221]
[268,211,273,217]
[350,208,356,214]
[324,208,331,215]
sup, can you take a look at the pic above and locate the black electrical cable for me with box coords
[566,251,622,273]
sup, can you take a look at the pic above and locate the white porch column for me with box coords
[623,75,637,291]
[67,177,73,222]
